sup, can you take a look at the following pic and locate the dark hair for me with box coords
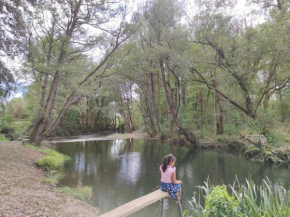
[161,154,176,172]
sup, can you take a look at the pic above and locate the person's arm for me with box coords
[171,171,182,184]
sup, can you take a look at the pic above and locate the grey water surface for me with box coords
[55,139,290,217]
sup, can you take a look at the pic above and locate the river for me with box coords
[55,139,290,217]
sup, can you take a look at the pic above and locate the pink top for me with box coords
[159,165,176,183]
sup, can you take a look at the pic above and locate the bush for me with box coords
[224,124,238,135]
[59,186,93,202]
[266,133,285,148]
[36,149,71,171]
[186,178,290,217]
[0,134,9,141]
[204,185,241,217]
[0,114,30,140]
[43,172,63,186]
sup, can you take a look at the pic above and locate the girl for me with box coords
[159,154,182,200]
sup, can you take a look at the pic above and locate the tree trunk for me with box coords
[144,78,156,135]
[168,106,173,137]
[29,0,83,145]
[150,72,161,133]
[199,91,204,138]
[160,61,198,148]
[213,77,224,135]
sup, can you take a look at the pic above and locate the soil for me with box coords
[0,141,99,217]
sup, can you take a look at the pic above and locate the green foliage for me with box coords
[186,178,290,217]
[266,133,285,148]
[216,135,233,143]
[52,108,81,136]
[0,134,9,141]
[0,114,30,140]
[25,144,40,151]
[231,178,289,217]
[43,172,63,186]
[204,185,241,217]
[36,149,71,171]
[224,124,238,135]
[6,97,27,119]
[59,186,93,202]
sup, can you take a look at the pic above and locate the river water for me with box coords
[55,139,290,217]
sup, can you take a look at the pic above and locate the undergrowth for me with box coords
[59,186,93,202]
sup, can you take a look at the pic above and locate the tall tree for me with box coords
[189,1,290,133]
[26,0,138,145]
[0,0,33,101]
[141,0,199,147]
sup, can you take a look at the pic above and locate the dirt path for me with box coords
[0,141,99,217]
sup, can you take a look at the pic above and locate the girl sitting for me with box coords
[159,154,182,200]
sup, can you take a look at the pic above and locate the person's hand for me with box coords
[179,180,182,184]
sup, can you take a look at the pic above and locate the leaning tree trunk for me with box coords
[29,0,83,145]
[160,61,199,148]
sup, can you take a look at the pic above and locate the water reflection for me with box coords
[56,139,290,217]
[117,152,141,187]
[110,139,122,158]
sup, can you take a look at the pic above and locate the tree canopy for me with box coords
[0,0,289,146]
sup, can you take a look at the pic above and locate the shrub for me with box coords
[0,134,8,141]
[204,185,241,217]
[59,186,93,202]
[36,149,71,171]
[266,133,285,148]
[224,124,238,135]
[186,178,290,217]
[43,172,63,186]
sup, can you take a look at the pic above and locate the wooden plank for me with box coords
[98,190,169,217]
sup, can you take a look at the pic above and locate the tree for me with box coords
[26,0,138,145]
[7,97,26,119]
[188,1,290,134]
[0,0,31,101]
[135,0,199,147]
[0,63,15,101]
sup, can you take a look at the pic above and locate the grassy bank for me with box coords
[25,144,93,202]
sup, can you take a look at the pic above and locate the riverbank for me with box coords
[47,131,152,144]
[0,141,99,216]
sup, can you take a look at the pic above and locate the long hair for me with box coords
[161,154,176,172]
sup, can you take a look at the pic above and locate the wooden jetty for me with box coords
[98,190,183,217]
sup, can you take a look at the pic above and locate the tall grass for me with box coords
[25,144,71,171]
[185,178,290,217]
[59,186,93,202]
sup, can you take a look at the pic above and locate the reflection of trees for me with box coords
[111,139,123,157]
[117,152,141,187]
[176,149,197,182]
[123,139,133,152]
[218,156,226,182]
[180,150,197,164]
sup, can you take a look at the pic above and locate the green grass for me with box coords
[25,144,71,171]
[25,144,40,151]
[59,186,93,202]
[0,134,9,141]
[42,172,63,186]
[36,149,71,171]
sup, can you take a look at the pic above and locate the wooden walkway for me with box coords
[98,190,183,217]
